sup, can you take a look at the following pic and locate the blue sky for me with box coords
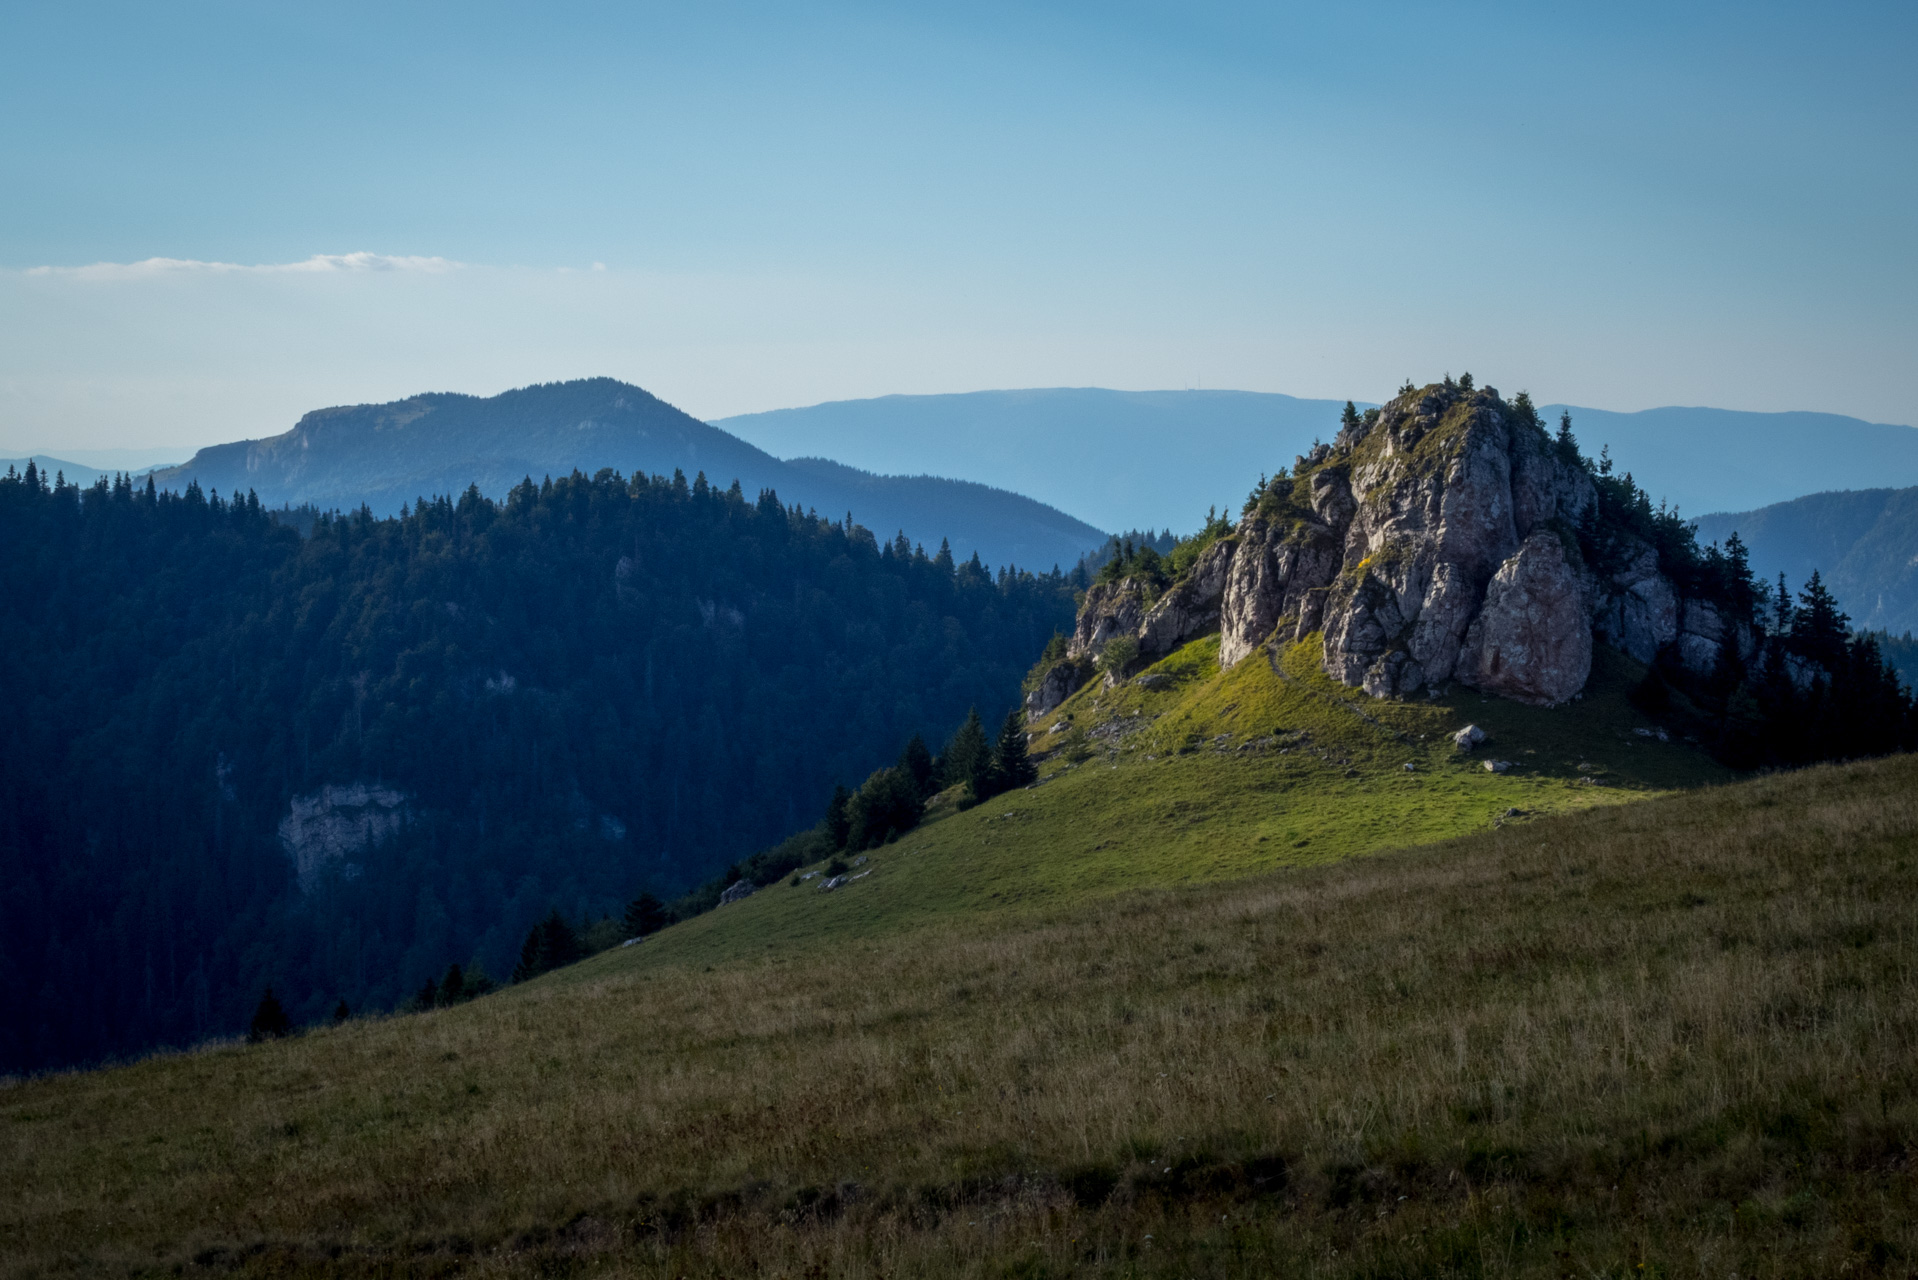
[2,1,1913,453]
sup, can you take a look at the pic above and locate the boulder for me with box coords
[1452,724,1486,751]
[719,879,756,905]
[1458,533,1592,706]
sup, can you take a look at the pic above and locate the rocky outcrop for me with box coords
[1217,518,1341,666]
[1592,545,1678,664]
[1137,539,1233,659]
[279,782,410,893]
[1457,533,1594,706]
[1056,380,1749,710]
[719,879,756,905]
[1299,384,1595,700]
[1025,659,1091,722]
[1068,580,1147,660]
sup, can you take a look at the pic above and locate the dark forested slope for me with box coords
[0,463,1076,1073]
[147,378,1107,571]
[1693,486,1918,634]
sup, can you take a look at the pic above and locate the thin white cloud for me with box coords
[26,252,464,280]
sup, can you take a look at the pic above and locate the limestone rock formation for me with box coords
[1024,659,1091,722]
[1056,379,1741,711]
[1457,532,1594,706]
[279,782,410,893]
[1137,539,1233,659]
[1068,580,1146,660]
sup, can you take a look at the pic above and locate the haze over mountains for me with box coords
[719,389,1918,534]
[147,379,1107,573]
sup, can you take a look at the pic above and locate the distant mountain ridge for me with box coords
[1694,487,1918,635]
[148,379,1106,571]
[718,389,1918,534]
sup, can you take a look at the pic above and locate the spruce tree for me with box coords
[331,999,350,1025]
[990,708,1038,794]
[538,910,580,971]
[248,988,291,1042]
[438,963,465,1006]
[897,733,935,797]
[942,709,991,799]
[824,784,853,849]
[1792,572,1850,670]
[622,891,669,937]
[512,923,546,983]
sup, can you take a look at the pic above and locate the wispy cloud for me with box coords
[26,252,464,280]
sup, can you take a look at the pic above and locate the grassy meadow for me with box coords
[618,635,1730,968]
[4,740,1915,1276]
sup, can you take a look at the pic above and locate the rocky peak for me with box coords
[1059,379,1732,709]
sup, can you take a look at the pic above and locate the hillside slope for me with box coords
[148,379,1107,571]
[1694,486,1918,633]
[4,738,1909,1279]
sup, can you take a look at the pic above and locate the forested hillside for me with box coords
[0,462,1076,1073]
[1694,486,1918,633]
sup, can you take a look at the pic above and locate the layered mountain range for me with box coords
[146,379,1106,572]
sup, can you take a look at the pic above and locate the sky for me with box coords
[2,0,1913,456]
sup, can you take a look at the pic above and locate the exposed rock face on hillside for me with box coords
[1064,381,1747,708]
[279,783,411,893]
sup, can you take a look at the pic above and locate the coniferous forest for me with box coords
[0,463,1076,1072]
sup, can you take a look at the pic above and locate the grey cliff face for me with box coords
[1068,580,1147,660]
[1137,538,1234,660]
[1024,659,1090,723]
[1055,381,1730,711]
[1309,388,1595,700]
[278,782,411,893]
[1458,532,1594,706]
[1217,517,1340,667]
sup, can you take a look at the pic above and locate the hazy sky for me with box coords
[3,1,1913,454]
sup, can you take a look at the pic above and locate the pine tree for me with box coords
[622,891,669,937]
[1339,401,1361,436]
[438,963,465,1006]
[942,709,991,799]
[1793,572,1850,670]
[538,911,580,972]
[989,708,1038,795]
[1556,411,1579,462]
[248,988,291,1042]
[331,999,350,1025]
[824,784,852,849]
[1722,532,1759,623]
[512,923,545,983]
[897,733,935,797]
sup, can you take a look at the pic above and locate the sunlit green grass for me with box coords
[609,636,1729,975]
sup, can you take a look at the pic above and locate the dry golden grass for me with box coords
[4,757,1916,1277]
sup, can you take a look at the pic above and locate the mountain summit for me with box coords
[1047,380,1799,715]
[149,378,1106,570]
